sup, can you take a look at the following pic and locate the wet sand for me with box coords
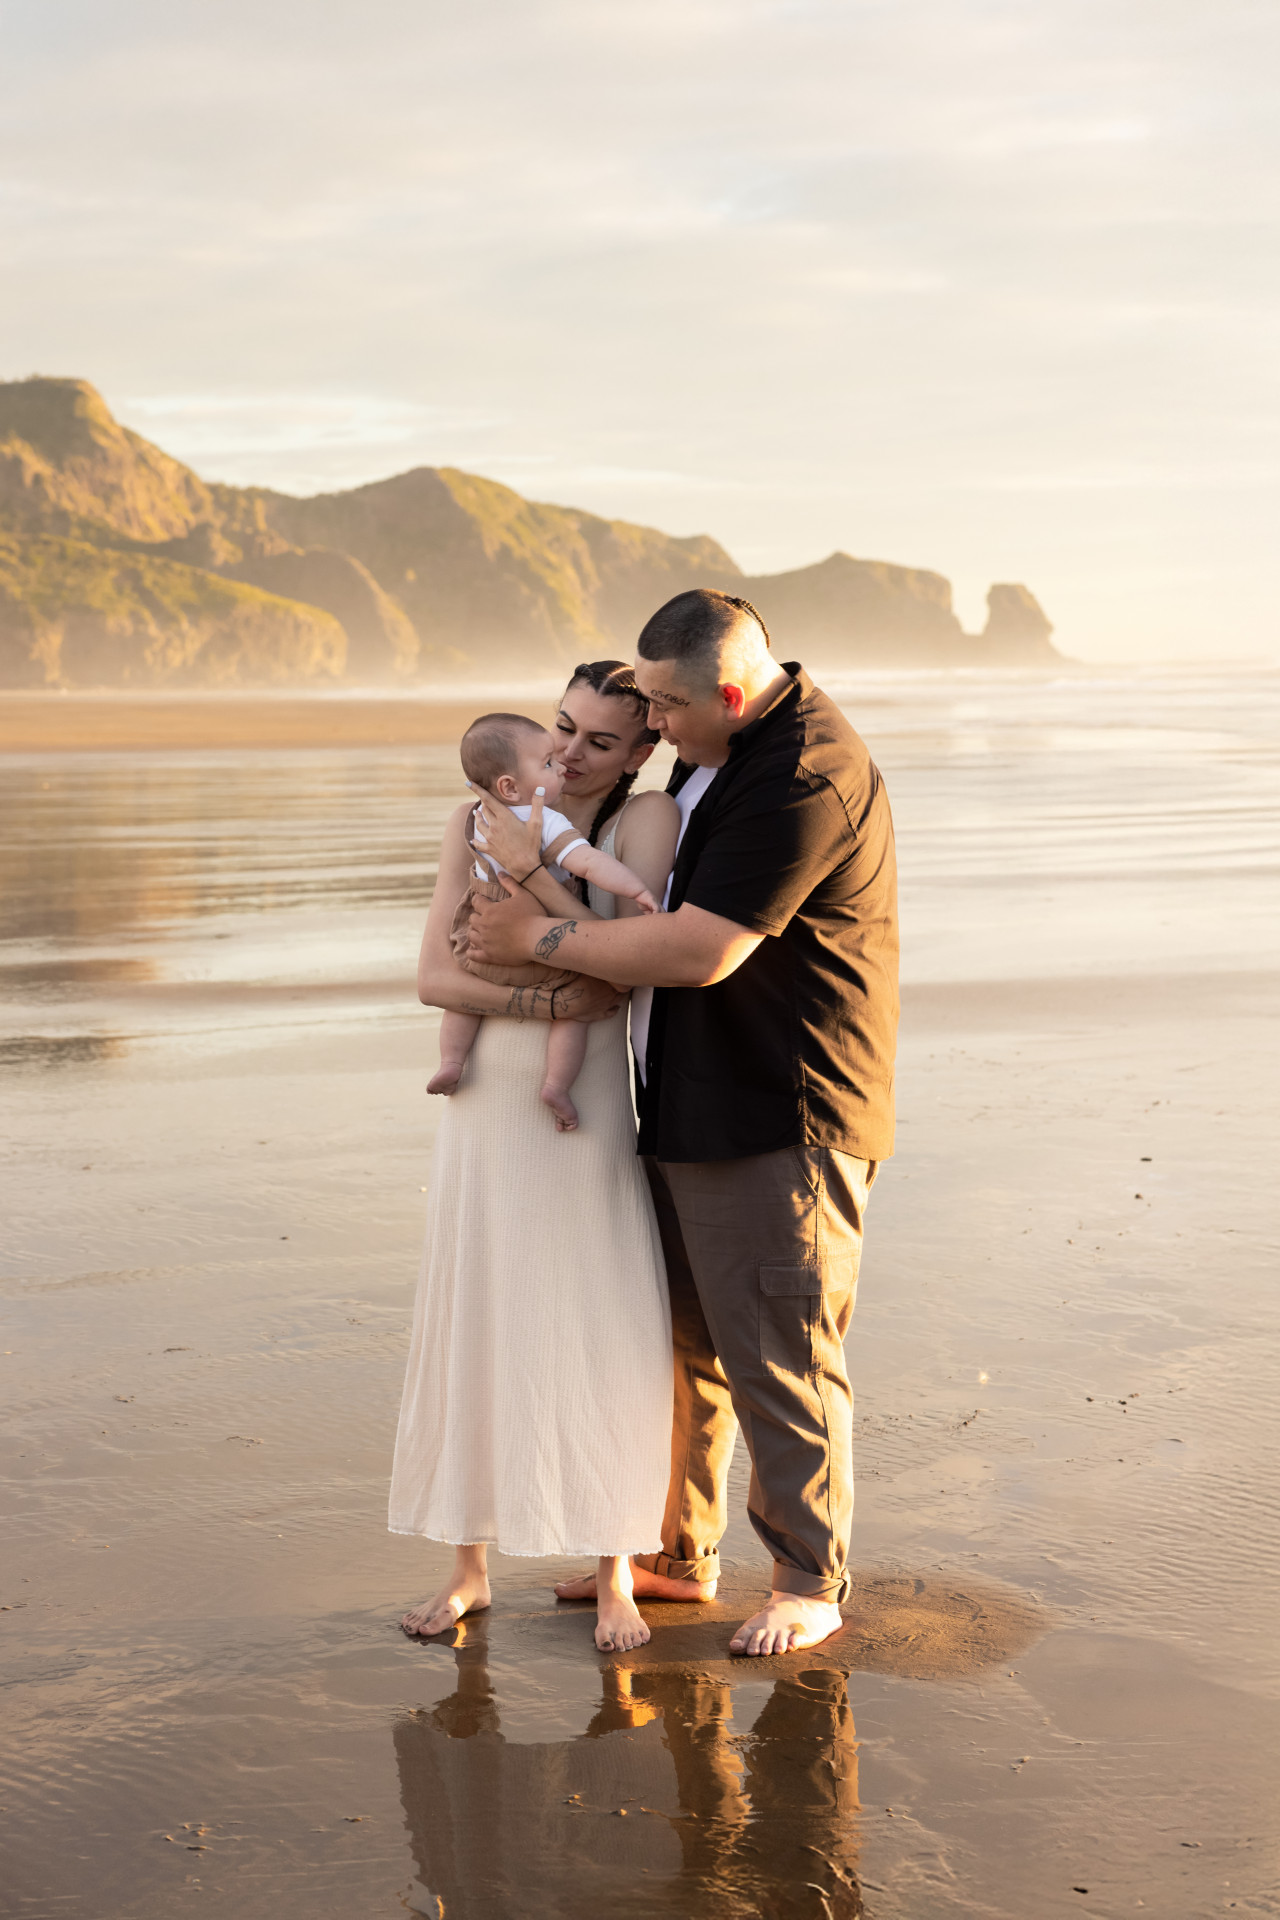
[0,689,551,754]
[3,670,1279,1918]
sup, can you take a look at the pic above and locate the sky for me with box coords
[3,0,1278,660]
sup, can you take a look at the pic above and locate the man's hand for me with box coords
[473,887,764,991]
[472,784,544,879]
[468,884,543,968]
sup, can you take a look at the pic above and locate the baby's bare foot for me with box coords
[401,1568,491,1637]
[595,1587,651,1653]
[427,1063,464,1096]
[541,1083,580,1131]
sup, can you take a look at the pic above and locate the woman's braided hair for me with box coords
[564,659,660,846]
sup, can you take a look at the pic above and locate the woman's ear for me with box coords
[624,739,657,775]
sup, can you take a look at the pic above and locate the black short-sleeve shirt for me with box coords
[637,665,899,1164]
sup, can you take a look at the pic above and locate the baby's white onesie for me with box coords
[472,803,588,885]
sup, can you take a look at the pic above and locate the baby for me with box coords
[429,712,659,1130]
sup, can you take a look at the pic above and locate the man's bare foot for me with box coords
[427,1063,465,1096]
[730,1592,843,1657]
[594,1557,651,1653]
[401,1568,491,1637]
[541,1083,580,1131]
[555,1560,717,1604]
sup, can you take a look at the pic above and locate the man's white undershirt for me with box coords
[629,764,717,1086]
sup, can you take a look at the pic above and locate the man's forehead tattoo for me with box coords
[644,685,692,709]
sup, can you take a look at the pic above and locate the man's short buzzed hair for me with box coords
[636,589,771,686]
[460,712,547,788]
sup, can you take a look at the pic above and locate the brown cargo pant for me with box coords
[635,1147,877,1603]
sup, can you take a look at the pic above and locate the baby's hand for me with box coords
[633,886,660,915]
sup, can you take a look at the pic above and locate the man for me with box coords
[469,588,899,1655]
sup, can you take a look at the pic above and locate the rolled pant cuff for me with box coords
[633,1551,720,1585]
[772,1562,852,1604]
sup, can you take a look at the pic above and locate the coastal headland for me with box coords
[0,377,1061,691]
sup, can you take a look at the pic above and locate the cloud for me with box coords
[961,116,1154,155]
[121,393,498,455]
[2,0,1278,657]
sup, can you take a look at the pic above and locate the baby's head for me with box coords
[460,713,565,807]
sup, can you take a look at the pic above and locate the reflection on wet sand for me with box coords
[0,954,157,995]
[0,1030,128,1068]
[0,748,461,1067]
[396,1624,861,1919]
[0,752,451,951]
[5,671,1279,1916]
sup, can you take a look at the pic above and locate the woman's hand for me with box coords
[554,976,625,1022]
[467,882,544,968]
[472,784,544,883]
[417,803,621,1021]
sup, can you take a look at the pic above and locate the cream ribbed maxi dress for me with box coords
[388,819,673,1557]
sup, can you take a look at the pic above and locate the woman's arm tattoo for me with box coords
[535,919,577,961]
[506,984,554,1020]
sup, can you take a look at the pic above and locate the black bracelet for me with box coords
[549,987,560,1019]
[516,864,540,886]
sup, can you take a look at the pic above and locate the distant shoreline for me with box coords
[0,690,539,753]
[2,659,1260,752]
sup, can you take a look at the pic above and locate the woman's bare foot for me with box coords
[729,1592,843,1657]
[594,1556,651,1653]
[555,1558,717,1604]
[427,1062,465,1096]
[401,1547,490,1637]
[541,1082,580,1131]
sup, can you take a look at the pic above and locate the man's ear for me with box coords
[719,682,747,719]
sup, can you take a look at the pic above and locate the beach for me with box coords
[0,690,552,756]
[2,667,1279,1918]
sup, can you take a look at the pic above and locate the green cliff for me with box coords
[0,378,1059,687]
[0,535,345,688]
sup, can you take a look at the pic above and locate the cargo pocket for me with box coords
[759,1255,858,1376]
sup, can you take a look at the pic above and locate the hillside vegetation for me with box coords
[0,378,1059,687]
[0,534,344,687]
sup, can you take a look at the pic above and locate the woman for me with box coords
[390,661,679,1653]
